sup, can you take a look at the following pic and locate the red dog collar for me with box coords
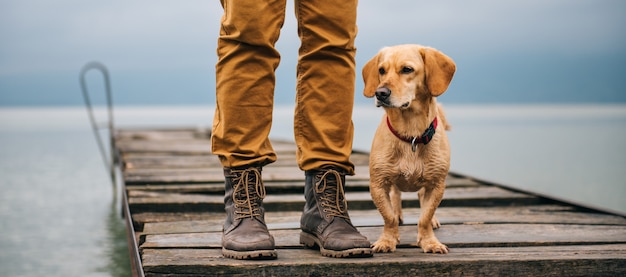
[386,116,438,151]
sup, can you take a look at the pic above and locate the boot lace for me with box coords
[315,169,349,219]
[231,167,266,220]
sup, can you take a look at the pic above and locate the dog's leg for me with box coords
[417,183,448,254]
[418,188,440,229]
[370,183,400,253]
[390,186,403,225]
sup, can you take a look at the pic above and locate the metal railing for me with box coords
[79,61,117,192]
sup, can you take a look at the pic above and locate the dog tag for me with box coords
[411,137,418,152]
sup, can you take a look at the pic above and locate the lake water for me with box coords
[1,104,625,276]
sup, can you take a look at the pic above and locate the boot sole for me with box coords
[222,247,277,260]
[300,232,374,258]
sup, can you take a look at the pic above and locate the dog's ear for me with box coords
[420,47,456,96]
[362,52,380,98]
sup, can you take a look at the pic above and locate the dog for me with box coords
[362,44,456,254]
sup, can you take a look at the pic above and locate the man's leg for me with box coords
[213,0,286,168]
[213,0,286,260]
[293,0,357,174]
[294,0,373,258]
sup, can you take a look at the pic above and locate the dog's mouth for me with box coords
[375,99,389,108]
[375,99,411,109]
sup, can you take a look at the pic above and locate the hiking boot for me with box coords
[222,166,277,260]
[300,167,373,258]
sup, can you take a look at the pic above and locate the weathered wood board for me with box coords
[141,245,626,277]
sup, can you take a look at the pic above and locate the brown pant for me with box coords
[212,0,358,174]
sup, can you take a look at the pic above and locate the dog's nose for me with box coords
[375,87,391,101]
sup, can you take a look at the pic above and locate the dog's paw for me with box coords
[431,216,441,229]
[372,237,398,253]
[418,238,449,254]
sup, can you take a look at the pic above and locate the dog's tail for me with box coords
[437,103,451,131]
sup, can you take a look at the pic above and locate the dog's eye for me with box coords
[378,68,386,75]
[401,66,414,74]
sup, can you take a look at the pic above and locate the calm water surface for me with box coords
[1,104,624,276]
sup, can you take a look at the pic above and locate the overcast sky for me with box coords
[1,0,625,106]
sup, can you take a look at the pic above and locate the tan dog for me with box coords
[362,44,456,254]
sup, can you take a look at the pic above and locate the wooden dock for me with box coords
[114,127,626,277]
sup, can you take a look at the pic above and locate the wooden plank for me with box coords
[140,224,626,249]
[125,180,370,196]
[116,140,212,155]
[124,176,480,196]
[116,134,298,155]
[123,165,372,184]
[122,152,371,169]
[141,245,626,277]
[445,176,482,187]
[139,206,626,235]
[123,155,221,170]
[131,212,217,232]
[127,186,544,214]
[116,128,210,141]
